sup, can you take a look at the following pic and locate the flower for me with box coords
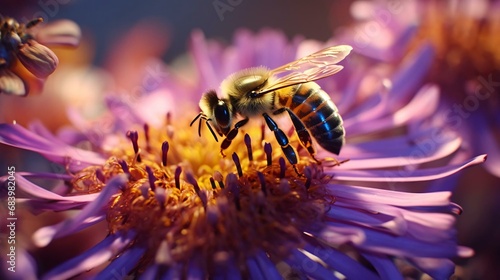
[0,29,486,279]
[0,16,81,96]
[336,0,500,178]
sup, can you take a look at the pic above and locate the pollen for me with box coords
[69,113,334,273]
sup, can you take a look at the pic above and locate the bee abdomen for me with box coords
[287,83,345,155]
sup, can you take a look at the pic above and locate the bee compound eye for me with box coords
[214,100,231,128]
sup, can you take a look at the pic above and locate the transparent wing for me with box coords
[256,45,352,94]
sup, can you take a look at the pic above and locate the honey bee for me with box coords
[191,45,352,171]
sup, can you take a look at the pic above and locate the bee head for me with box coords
[190,90,233,142]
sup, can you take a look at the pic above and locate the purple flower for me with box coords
[0,29,486,279]
[336,0,500,178]
[0,16,81,96]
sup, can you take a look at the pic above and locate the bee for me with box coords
[190,45,352,172]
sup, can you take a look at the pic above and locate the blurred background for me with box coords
[1,0,499,279]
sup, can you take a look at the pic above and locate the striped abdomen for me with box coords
[277,82,345,155]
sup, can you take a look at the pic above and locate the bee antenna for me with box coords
[205,120,219,142]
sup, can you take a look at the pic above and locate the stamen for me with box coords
[279,157,286,179]
[161,141,169,167]
[257,171,267,196]
[232,152,243,177]
[226,173,240,211]
[146,166,156,191]
[213,171,224,189]
[186,172,207,209]
[95,168,106,183]
[174,166,182,189]
[126,130,141,162]
[143,123,151,152]
[118,160,130,175]
[244,134,253,162]
[264,142,272,166]
[209,177,217,189]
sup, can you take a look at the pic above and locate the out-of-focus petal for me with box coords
[303,244,379,279]
[42,232,135,280]
[32,174,127,247]
[18,39,59,78]
[0,68,26,95]
[0,123,105,170]
[95,246,146,279]
[362,253,404,280]
[33,19,81,47]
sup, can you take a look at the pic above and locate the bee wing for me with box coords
[257,45,352,94]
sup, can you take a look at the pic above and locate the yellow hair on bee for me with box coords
[220,66,272,98]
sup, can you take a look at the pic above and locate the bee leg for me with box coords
[220,118,249,157]
[262,113,300,174]
[276,108,320,164]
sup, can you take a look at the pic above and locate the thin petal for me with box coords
[336,135,461,169]
[254,250,283,279]
[328,155,487,182]
[327,184,452,207]
[321,223,466,258]
[344,84,440,136]
[93,246,146,279]
[32,174,127,247]
[362,253,404,280]
[42,232,135,280]
[408,256,462,279]
[15,174,97,202]
[0,123,105,171]
[303,244,379,280]
[286,249,340,280]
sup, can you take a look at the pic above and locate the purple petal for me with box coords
[336,134,460,169]
[328,155,486,182]
[321,223,471,258]
[15,174,97,202]
[32,174,127,247]
[329,203,457,242]
[387,43,435,109]
[344,84,440,136]
[327,184,452,207]
[408,256,457,279]
[42,232,135,280]
[213,255,243,280]
[33,19,81,47]
[303,244,379,279]
[474,115,500,177]
[190,30,220,90]
[254,250,282,279]
[362,253,404,280]
[286,249,340,280]
[186,255,205,280]
[0,123,105,171]
[93,246,146,280]
[246,257,265,280]
[6,249,38,280]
